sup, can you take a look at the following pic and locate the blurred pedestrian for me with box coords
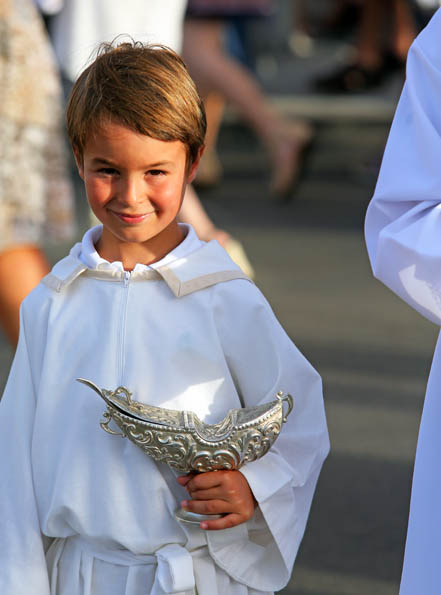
[0,0,74,346]
[365,8,441,593]
[183,0,313,199]
[316,0,419,92]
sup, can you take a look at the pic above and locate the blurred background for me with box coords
[2,1,441,593]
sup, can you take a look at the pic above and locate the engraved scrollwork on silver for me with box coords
[100,411,126,437]
[77,377,294,474]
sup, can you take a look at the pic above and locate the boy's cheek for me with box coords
[86,178,111,200]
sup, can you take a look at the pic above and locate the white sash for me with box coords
[46,535,214,594]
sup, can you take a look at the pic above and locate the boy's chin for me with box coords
[101,220,183,249]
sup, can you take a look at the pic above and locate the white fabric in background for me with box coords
[35,0,64,15]
[365,8,441,594]
[0,225,329,595]
[46,0,188,81]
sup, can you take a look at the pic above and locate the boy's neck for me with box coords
[96,222,186,271]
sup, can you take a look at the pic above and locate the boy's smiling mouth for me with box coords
[110,211,156,224]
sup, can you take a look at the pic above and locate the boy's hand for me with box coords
[177,470,257,531]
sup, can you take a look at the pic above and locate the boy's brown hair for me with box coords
[66,40,206,167]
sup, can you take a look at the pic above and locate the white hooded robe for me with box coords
[0,225,329,595]
[365,8,441,594]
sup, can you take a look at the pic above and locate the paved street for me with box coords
[0,34,437,595]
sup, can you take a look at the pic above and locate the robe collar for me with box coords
[79,223,201,272]
[42,224,251,297]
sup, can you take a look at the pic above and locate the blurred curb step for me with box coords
[225,94,396,123]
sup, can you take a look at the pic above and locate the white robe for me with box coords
[365,8,441,594]
[38,0,188,81]
[0,224,329,595]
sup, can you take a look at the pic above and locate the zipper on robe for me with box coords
[118,271,131,384]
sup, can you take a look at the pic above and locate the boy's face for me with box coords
[76,121,200,266]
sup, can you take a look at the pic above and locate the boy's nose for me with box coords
[119,177,141,205]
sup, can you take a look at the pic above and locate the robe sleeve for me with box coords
[365,8,441,326]
[0,307,51,595]
[207,280,329,593]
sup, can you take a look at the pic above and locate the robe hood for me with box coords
[42,235,251,298]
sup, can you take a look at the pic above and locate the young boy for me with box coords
[0,42,329,595]
[365,9,441,595]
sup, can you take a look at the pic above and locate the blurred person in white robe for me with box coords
[365,8,441,593]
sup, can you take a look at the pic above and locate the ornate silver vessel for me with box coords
[78,378,293,523]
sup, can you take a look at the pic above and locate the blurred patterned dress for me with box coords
[0,0,74,251]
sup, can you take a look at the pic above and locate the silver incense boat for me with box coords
[77,378,293,523]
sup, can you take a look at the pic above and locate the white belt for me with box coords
[47,535,204,594]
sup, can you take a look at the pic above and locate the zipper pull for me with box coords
[123,271,130,287]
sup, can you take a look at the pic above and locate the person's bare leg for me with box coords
[184,19,285,149]
[204,92,225,152]
[179,185,230,245]
[0,246,50,347]
[195,91,225,187]
[183,19,312,196]
[392,0,416,62]
[356,0,415,66]
[356,0,388,69]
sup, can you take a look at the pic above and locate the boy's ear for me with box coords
[187,146,205,184]
[73,148,85,180]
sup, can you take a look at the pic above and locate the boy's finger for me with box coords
[200,513,242,531]
[176,473,196,486]
[187,487,222,501]
[186,471,223,491]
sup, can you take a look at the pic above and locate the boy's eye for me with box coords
[98,167,118,175]
[149,169,165,176]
